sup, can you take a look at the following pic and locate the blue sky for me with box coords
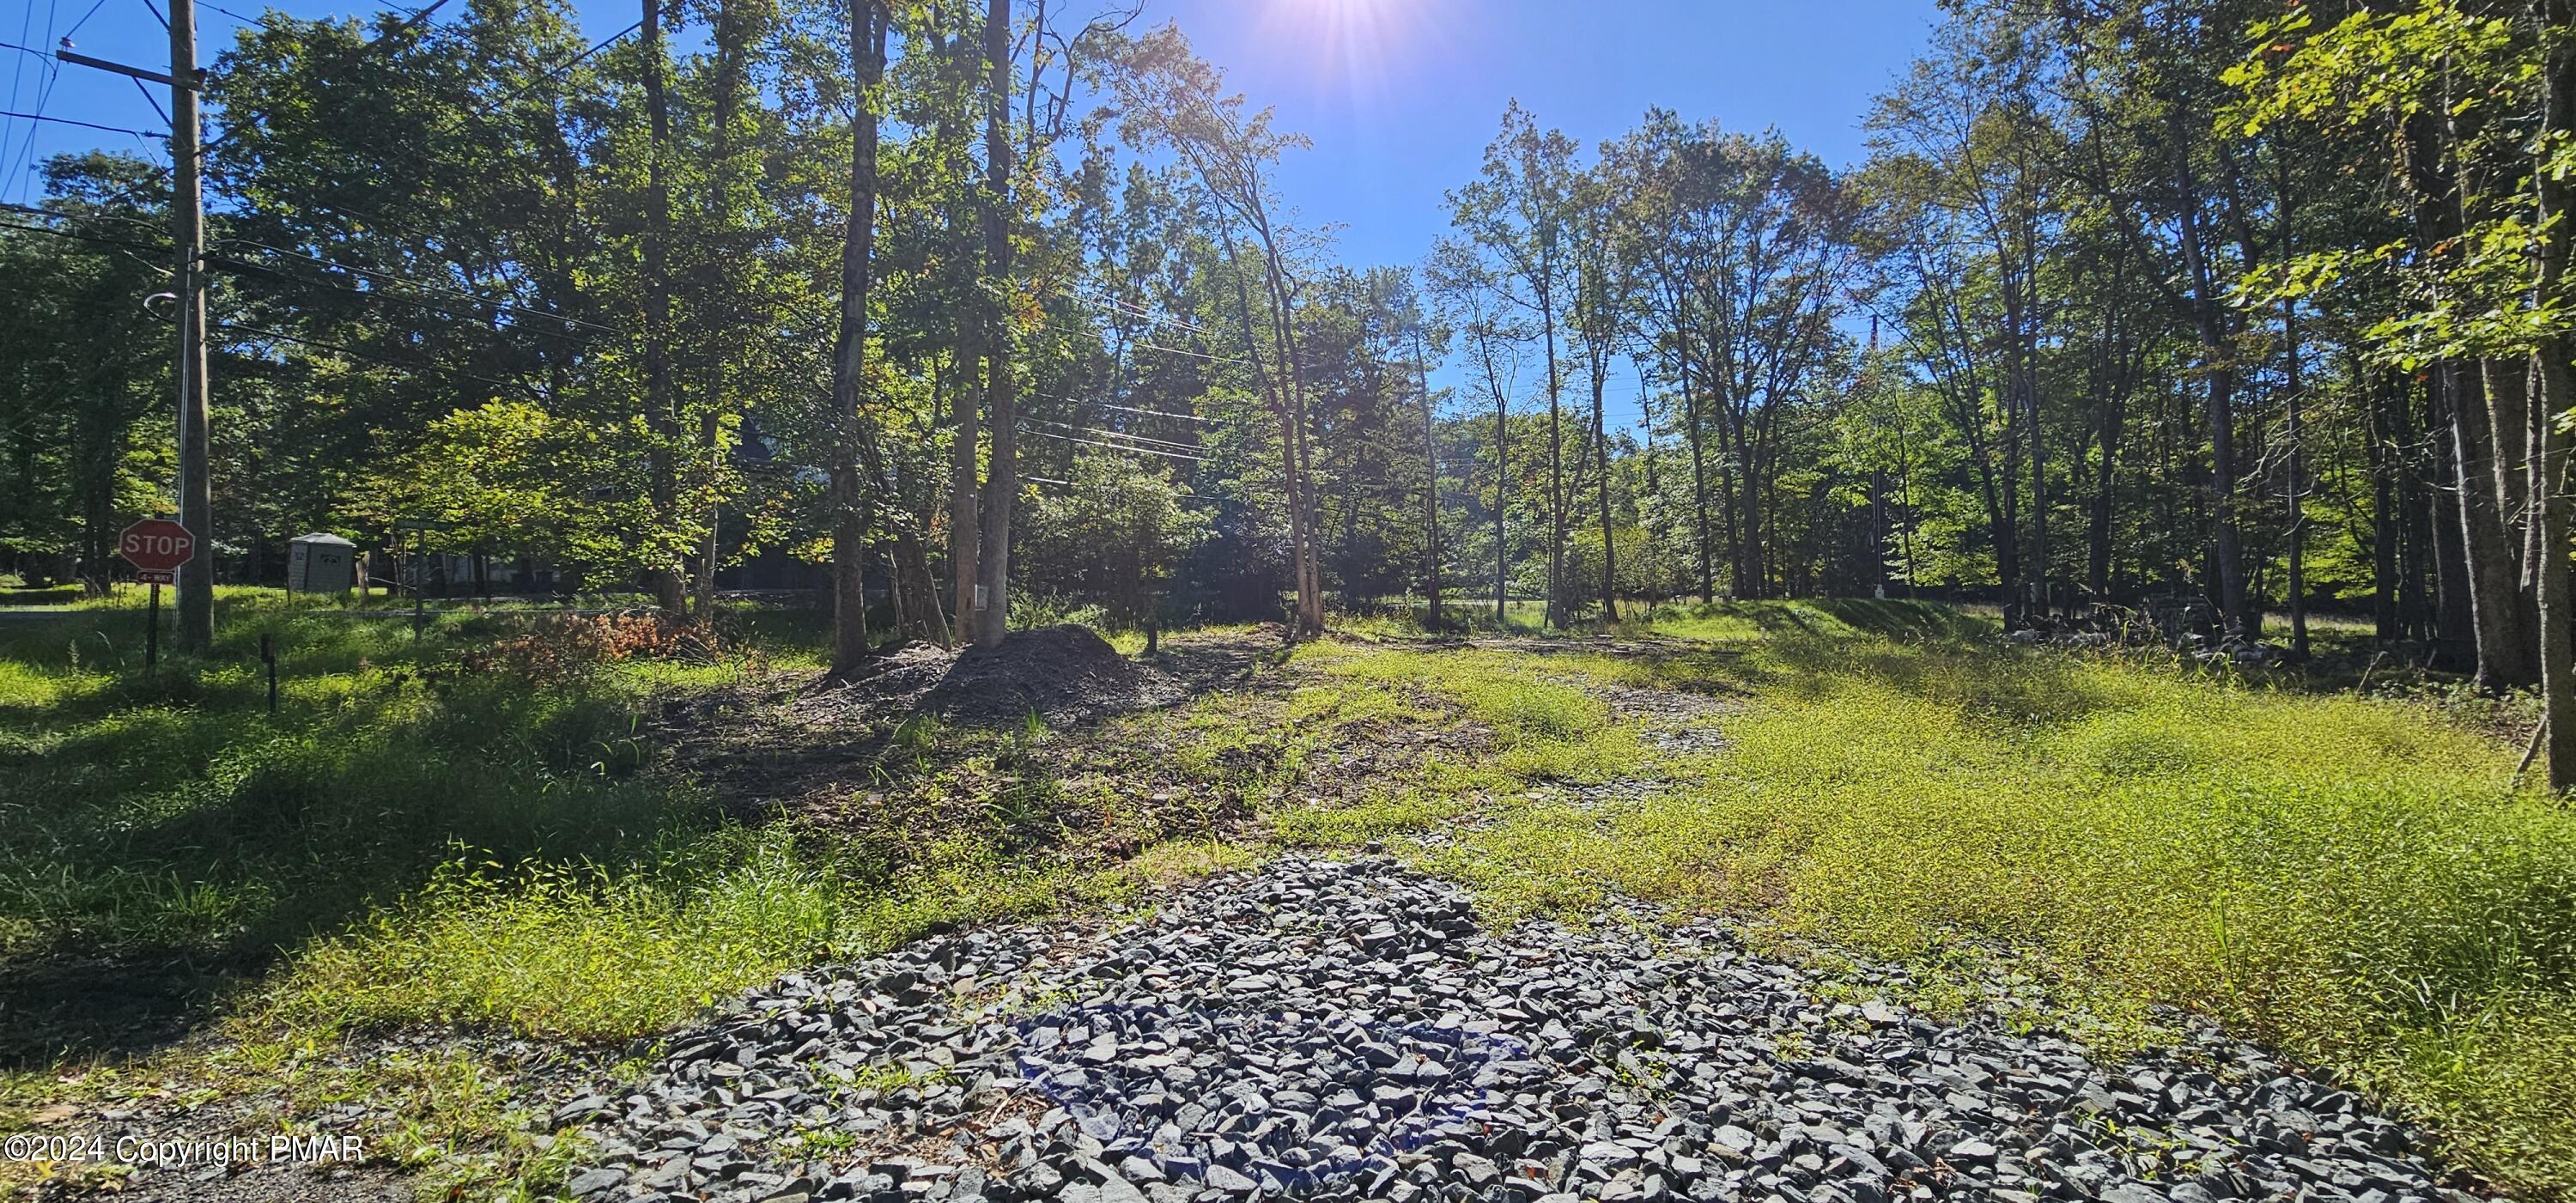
[3,0,1941,421]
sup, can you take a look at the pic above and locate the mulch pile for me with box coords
[833,624,1185,728]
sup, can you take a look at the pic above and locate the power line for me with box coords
[60,0,112,39]
[0,210,166,252]
[0,197,162,228]
[1024,426,1206,462]
[1091,400,1224,427]
[3,0,62,204]
[456,17,638,127]
[1027,416,1203,455]
[0,108,159,139]
[197,0,453,157]
[129,74,170,134]
[1072,289,1215,338]
[216,236,629,336]
[215,318,539,396]
[197,0,294,32]
[206,251,615,342]
[1134,339,1247,367]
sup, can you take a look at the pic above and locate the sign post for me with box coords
[396,517,439,641]
[118,517,197,667]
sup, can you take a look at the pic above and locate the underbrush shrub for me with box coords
[1009,592,1108,633]
[459,614,689,684]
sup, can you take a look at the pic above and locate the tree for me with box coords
[1425,236,1527,624]
[827,0,894,669]
[1449,102,1579,626]
[1023,448,1211,652]
[1110,25,1327,635]
[2231,0,2576,779]
[0,156,175,594]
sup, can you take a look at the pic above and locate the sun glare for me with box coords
[1259,0,1440,95]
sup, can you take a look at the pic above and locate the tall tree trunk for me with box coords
[1215,234,1310,632]
[1413,330,1442,631]
[641,0,686,617]
[2283,298,2308,659]
[2530,4,2576,788]
[2431,386,2476,662]
[695,0,752,626]
[2449,362,2537,688]
[2016,303,2050,617]
[2366,369,2399,641]
[949,361,981,625]
[1277,278,1326,633]
[1592,356,1617,623]
[1716,458,1744,600]
[1540,290,1564,627]
[969,0,1017,646]
[827,0,887,671]
[1494,343,1504,621]
[1995,442,2021,626]
[1673,319,1714,605]
[2170,163,2251,641]
[2397,373,2435,643]
[2532,346,2575,787]
[2487,355,2532,575]
[2088,402,2118,600]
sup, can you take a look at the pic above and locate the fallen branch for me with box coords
[2512,716,2546,789]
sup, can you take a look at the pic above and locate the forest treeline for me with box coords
[3,1,2574,763]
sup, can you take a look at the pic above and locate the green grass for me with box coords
[0,592,1300,1198]
[1269,618,2576,1199]
[5,592,2573,1200]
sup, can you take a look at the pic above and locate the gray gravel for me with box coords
[551,856,2478,1203]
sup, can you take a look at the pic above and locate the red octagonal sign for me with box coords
[118,518,196,585]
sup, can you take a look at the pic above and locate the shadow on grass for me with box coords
[1798,598,1994,641]
[0,602,725,1067]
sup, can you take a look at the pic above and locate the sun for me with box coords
[1257,0,1437,94]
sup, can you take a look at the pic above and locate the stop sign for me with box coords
[118,518,196,584]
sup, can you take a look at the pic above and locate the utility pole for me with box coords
[59,7,213,655]
[168,0,215,652]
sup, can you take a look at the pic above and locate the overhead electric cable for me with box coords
[216,318,542,395]
[1023,426,1206,462]
[216,236,629,336]
[207,252,614,341]
[0,108,157,138]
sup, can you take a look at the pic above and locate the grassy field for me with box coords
[0,593,2569,1199]
[1279,607,2576,1198]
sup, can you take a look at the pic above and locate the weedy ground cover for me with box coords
[1,595,2569,1199]
[1273,607,2575,1198]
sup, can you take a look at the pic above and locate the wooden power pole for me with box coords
[170,0,215,653]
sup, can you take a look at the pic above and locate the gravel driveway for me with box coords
[550,856,2477,1203]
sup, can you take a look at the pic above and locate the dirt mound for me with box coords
[866,623,1182,727]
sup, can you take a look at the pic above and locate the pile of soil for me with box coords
[845,623,1183,727]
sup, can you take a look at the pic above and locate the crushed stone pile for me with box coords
[550,857,2476,1203]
